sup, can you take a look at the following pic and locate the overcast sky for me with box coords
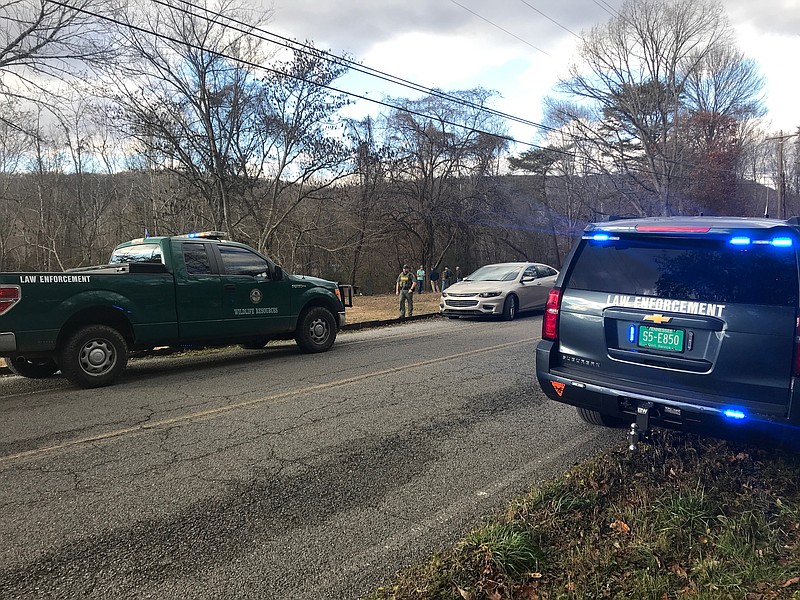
[260,0,800,145]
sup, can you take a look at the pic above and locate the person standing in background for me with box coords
[395,264,416,318]
[416,265,426,294]
[455,266,463,282]
[429,265,440,293]
[441,266,452,291]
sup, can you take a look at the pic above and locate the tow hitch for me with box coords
[627,402,654,451]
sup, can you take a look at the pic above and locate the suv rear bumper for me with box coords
[536,340,800,434]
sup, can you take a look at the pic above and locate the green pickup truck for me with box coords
[0,232,350,388]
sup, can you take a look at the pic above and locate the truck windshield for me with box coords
[109,244,163,265]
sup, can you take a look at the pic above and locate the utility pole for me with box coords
[767,131,800,219]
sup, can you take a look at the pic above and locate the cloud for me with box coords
[262,0,800,133]
[266,0,609,57]
[725,0,800,37]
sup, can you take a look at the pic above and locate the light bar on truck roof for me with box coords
[585,232,619,242]
[181,231,229,240]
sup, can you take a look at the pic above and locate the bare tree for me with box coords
[380,88,509,270]
[343,116,391,287]
[0,98,33,269]
[242,45,352,258]
[0,0,116,121]
[107,0,272,235]
[555,0,746,216]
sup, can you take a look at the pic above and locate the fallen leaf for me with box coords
[519,585,540,600]
[783,576,800,587]
[458,587,473,600]
[669,564,688,579]
[610,519,631,534]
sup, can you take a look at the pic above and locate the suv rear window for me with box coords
[567,237,798,306]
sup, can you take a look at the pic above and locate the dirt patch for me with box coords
[346,292,441,323]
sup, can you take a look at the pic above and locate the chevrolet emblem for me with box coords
[643,314,671,324]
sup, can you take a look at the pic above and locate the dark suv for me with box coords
[536,216,800,447]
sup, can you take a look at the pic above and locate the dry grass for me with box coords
[371,430,800,599]
[347,292,441,323]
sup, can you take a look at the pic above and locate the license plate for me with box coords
[638,325,684,352]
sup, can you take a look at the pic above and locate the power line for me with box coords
[516,0,580,39]
[46,0,749,182]
[447,0,551,57]
[44,0,573,155]
[590,0,619,18]
[160,0,563,137]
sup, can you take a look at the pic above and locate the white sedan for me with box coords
[439,262,559,321]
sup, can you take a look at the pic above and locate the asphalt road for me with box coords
[0,315,621,599]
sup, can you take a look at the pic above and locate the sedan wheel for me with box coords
[502,295,518,321]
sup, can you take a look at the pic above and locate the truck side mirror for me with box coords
[273,265,284,281]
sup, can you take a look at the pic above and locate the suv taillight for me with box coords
[542,288,562,341]
[794,317,800,377]
[0,285,21,315]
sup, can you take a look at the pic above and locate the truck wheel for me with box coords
[59,325,128,388]
[576,407,625,428]
[295,307,336,353]
[502,295,518,321]
[6,355,59,379]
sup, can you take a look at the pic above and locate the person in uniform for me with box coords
[395,264,416,318]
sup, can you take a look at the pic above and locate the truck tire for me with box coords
[6,355,59,379]
[59,325,128,388]
[576,407,626,428]
[295,307,336,353]
[502,294,518,321]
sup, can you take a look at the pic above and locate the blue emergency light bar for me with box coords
[723,409,746,420]
[729,236,793,248]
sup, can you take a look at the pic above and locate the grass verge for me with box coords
[347,293,442,323]
[369,430,800,599]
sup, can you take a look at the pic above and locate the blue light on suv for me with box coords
[723,409,746,420]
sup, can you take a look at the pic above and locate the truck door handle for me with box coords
[224,284,236,292]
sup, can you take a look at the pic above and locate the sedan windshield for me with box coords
[465,265,521,282]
